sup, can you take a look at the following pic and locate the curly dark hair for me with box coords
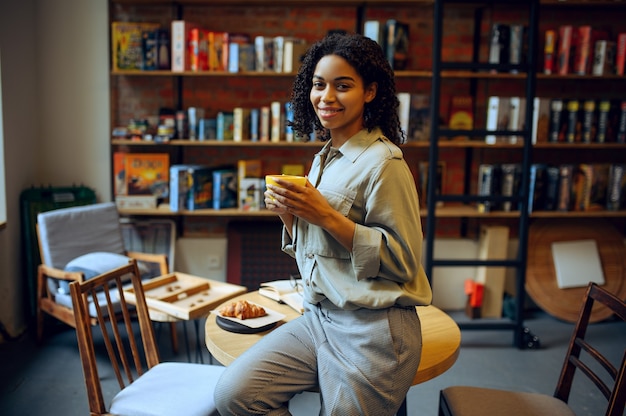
[289,32,405,145]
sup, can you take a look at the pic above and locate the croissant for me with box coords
[220,300,267,320]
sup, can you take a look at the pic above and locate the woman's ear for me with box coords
[365,82,377,103]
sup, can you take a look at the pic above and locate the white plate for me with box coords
[212,302,286,328]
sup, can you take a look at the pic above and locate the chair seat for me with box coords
[440,386,576,416]
[110,362,226,416]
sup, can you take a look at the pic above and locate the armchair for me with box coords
[35,202,175,347]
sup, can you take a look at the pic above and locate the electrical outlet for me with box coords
[207,255,221,270]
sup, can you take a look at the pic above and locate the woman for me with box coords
[214,32,432,416]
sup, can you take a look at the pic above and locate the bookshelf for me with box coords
[425,0,626,349]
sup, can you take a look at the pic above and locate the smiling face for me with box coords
[310,54,377,146]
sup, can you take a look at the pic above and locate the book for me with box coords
[259,279,304,314]
[508,24,525,73]
[171,20,196,72]
[408,94,430,142]
[237,159,263,180]
[551,240,605,289]
[228,42,255,72]
[543,29,556,74]
[283,39,308,73]
[557,25,573,75]
[254,35,274,72]
[607,164,626,211]
[141,29,158,70]
[212,168,238,209]
[596,99,612,143]
[592,40,616,76]
[528,163,547,213]
[531,97,551,144]
[565,99,581,143]
[233,107,251,142]
[238,177,265,211]
[216,111,234,141]
[617,100,626,144]
[270,101,283,142]
[581,99,597,144]
[556,164,574,211]
[189,27,209,71]
[186,166,214,210]
[616,33,626,76]
[249,108,260,142]
[544,165,560,211]
[589,163,610,211]
[548,98,565,143]
[259,106,271,142]
[485,96,509,144]
[125,153,169,198]
[169,164,202,212]
[477,164,501,213]
[385,19,410,70]
[572,164,592,211]
[113,152,127,196]
[508,96,524,144]
[488,23,510,72]
[284,102,295,142]
[115,195,158,210]
[500,163,521,212]
[574,26,592,75]
[156,28,171,70]
[208,31,229,71]
[111,22,160,71]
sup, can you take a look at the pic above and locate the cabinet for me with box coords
[425,0,626,348]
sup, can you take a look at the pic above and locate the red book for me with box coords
[574,26,592,75]
[616,33,626,76]
[557,25,573,75]
[189,28,209,71]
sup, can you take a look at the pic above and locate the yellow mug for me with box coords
[265,174,307,188]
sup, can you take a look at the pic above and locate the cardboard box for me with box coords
[474,225,510,318]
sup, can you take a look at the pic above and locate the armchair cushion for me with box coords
[58,252,132,294]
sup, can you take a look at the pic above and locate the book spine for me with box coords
[500,163,520,212]
[156,28,171,70]
[592,40,616,76]
[616,33,626,76]
[273,36,285,73]
[549,98,564,143]
[544,165,560,211]
[565,99,580,143]
[477,164,500,212]
[259,106,270,142]
[485,96,500,144]
[508,24,524,73]
[596,99,611,143]
[543,29,556,74]
[284,102,294,142]
[557,164,574,211]
[574,26,592,75]
[249,108,259,142]
[270,101,282,142]
[606,164,626,211]
[581,99,596,144]
[508,97,522,144]
[364,20,382,45]
[141,29,158,71]
[171,20,188,72]
[528,164,546,213]
[617,100,626,144]
[557,25,573,75]
[572,164,592,211]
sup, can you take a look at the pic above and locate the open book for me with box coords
[259,279,304,314]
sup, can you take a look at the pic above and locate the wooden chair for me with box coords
[438,282,626,416]
[35,202,178,350]
[70,259,225,415]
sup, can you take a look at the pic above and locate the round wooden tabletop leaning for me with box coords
[205,291,461,386]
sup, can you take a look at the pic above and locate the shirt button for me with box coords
[306,253,314,259]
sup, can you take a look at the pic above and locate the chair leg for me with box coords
[169,321,178,354]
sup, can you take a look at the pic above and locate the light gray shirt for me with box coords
[281,127,432,310]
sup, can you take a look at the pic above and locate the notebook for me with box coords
[551,239,605,289]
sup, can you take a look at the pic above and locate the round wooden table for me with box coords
[205,291,461,386]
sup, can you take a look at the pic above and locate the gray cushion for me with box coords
[110,362,225,416]
[441,386,576,416]
[59,252,132,294]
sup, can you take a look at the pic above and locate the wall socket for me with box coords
[207,254,221,269]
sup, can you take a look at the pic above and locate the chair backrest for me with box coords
[38,202,125,269]
[70,259,160,414]
[554,282,626,416]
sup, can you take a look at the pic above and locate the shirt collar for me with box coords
[315,127,384,163]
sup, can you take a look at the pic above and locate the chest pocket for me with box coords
[304,184,357,259]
